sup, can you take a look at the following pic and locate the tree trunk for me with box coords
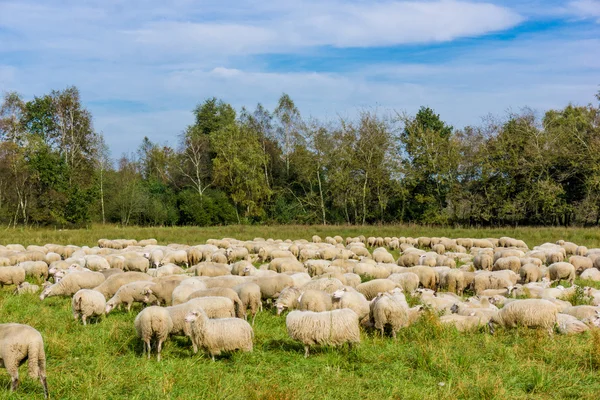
[317,167,326,225]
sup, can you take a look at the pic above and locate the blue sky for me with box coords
[0,0,599,155]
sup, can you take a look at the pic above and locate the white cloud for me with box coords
[568,0,600,21]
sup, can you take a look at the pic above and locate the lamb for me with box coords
[489,299,558,335]
[256,274,294,300]
[13,282,40,295]
[557,313,589,335]
[548,262,576,284]
[439,314,490,332]
[286,309,360,357]
[167,297,236,337]
[105,281,156,313]
[369,291,409,338]
[275,287,302,315]
[134,306,173,361]
[297,289,332,312]
[72,289,106,325]
[0,323,48,398]
[40,271,105,300]
[332,288,370,321]
[187,287,245,318]
[184,309,253,360]
[93,271,153,299]
[233,282,262,324]
[0,266,26,288]
[356,279,399,300]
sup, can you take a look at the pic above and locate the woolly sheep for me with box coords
[356,279,399,300]
[493,256,521,273]
[332,288,370,321]
[233,282,262,324]
[440,269,465,295]
[72,289,106,325]
[561,306,600,320]
[13,282,40,295]
[569,256,593,274]
[18,261,49,282]
[286,309,360,357]
[161,250,189,267]
[519,263,542,283]
[548,262,576,284]
[439,314,490,332]
[171,279,209,305]
[557,313,589,335]
[288,272,312,288]
[190,262,231,277]
[167,297,236,338]
[372,248,394,264]
[0,266,26,288]
[185,309,253,360]
[105,281,156,313]
[124,256,150,273]
[134,306,173,361]
[387,272,420,293]
[581,268,600,281]
[297,290,332,312]
[0,323,48,398]
[203,275,250,289]
[489,299,558,334]
[187,287,245,318]
[404,266,437,289]
[93,271,153,299]
[369,291,409,338]
[256,275,294,300]
[275,287,302,315]
[152,263,186,278]
[143,279,182,306]
[40,271,105,300]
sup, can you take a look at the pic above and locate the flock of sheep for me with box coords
[2,234,600,398]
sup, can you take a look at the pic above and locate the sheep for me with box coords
[171,279,209,305]
[18,261,49,282]
[297,290,332,312]
[84,255,111,271]
[286,309,360,357]
[40,271,105,300]
[105,281,156,313]
[493,256,521,273]
[13,282,40,295]
[167,297,236,337]
[372,248,395,264]
[356,279,399,300]
[561,306,600,320]
[548,262,576,284]
[289,272,312,288]
[256,274,294,300]
[203,275,250,289]
[187,247,203,266]
[143,279,183,306]
[369,291,410,338]
[302,277,345,294]
[190,262,231,277]
[72,289,106,325]
[134,306,173,361]
[151,263,186,278]
[269,258,305,274]
[557,313,589,335]
[581,268,600,281]
[519,263,542,283]
[0,266,26,288]
[275,287,302,315]
[569,256,593,274]
[226,247,249,263]
[387,272,420,293]
[124,256,150,273]
[439,314,490,332]
[233,282,262,324]
[184,309,253,360]
[440,269,465,295]
[93,271,153,299]
[332,288,370,321]
[0,323,48,398]
[404,266,437,289]
[187,288,245,318]
[473,271,518,295]
[161,250,189,267]
[489,299,558,335]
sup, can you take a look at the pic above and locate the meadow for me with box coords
[2,224,600,399]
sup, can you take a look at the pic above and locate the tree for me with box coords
[274,93,302,178]
[178,127,212,197]
[192,97,236,136]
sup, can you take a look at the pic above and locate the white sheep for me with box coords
[356,279,398,300]
[286,309,360,357]
[275,287,302,315]
[185,309,253,360]
[0,323,48,398]
[105,281,156,313]
[297,289,332,312]
[167,297,236,337]
[93,271,153,299]
[13,282,40,295]
[369,291,409,338]
[0,266,26,288]
[489,299,558,335]
[134,306,173,361]
[72,289,106,325]
[233,282,262,325]
[557,313,589,335]
[40,271,105,300]
[332,288,370,321]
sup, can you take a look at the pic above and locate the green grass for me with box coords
[2,225,600,399]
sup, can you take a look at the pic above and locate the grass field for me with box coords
[2,225,600,399]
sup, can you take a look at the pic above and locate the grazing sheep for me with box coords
[167,297,236,337]
[40,271,105,300]
[151,263,186,278]
[439,314,490,332]
[302,278,345,294]
[72,289,106,325]
[548,262,576,284]
[557,313,589,335]
[171,279,209,305]
[143,279,182,306]
[581,268,600,281]
[13,282,40,295]
[256,275,294,300]
[519,263,542,283]
[441,269,465,295]
[275,287,302,315]
[372,248,395,264]
[561,306,600,320]
[161,250,189,267]
[185,309,253,360]
[124,256,150,273]
[332,288,370,321]
[187,287,245,318]
[190,262,231,277]
[356,279,398,300]
[134,306,173,361]
[297,290,332,312]
[369,291,409,338]
[493,256,521,273]
[0,323,48,398]
[404,266,437,289]
[489,299,558,334]
[93,271,153,299]
[233,282,262,324]
[105,281,156,313]
[18,261,49,282]
[286,309,360,357]
[0,266,26,288]
[569,256,593,274]
[387,272,420,293]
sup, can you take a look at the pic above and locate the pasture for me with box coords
[1,225,600,399]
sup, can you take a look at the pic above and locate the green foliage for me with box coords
[178,189,237,226]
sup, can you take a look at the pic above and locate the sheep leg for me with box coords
[157,339,163,362]
[40,375,48,399]
[10,376,19,392]
[82,315,87,326]
[392,330,397,339]
[251,313,256,326]
[146,340,151,359]
[304,346,310,358]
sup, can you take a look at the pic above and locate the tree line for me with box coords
[0,87,599,227]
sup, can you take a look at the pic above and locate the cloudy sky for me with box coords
[0,0,599,154]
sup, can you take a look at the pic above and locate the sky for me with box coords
[0,0,599,155]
